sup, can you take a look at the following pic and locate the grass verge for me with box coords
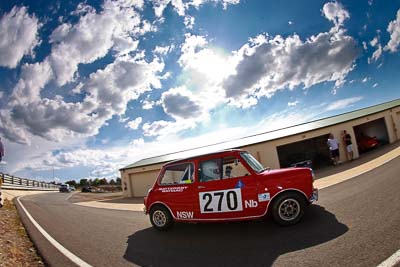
[0,199,44,267]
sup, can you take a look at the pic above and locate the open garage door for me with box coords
[129,170,159,197]
[277,134,331,169]
[353,118,389,154]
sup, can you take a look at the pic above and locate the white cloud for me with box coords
[153,44,175,55]
[384,9,400,52]
[1,56,164,144]
[223,29,358,107]
[361,77,370,83]
[142,119,197,137]
[0,1,166,145]
[369,44,382,63]
[126,117,143,130]
[322,1,350,28]
[221,3,356,108]
[1,134,85,176]
[180,33,208,53]
[372,83,378,88]
[179,34,235,83]
[370,37,379,47]
[130,138,144,146]
[151,0,240,18]
[142,99,157,110]
[145,3,357,137]
[368,36,383,63]
[184,15,195,29]
[152,0,186,17]
[325,96,363,111]
[0,6,41,68]
[161,86,204,120]
[49,0,144,86]
[362,41,367,51]
[11,60,53,104]
[288,100,299,107]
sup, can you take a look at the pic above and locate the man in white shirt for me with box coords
[327,133,340,165]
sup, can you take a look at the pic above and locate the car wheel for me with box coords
[150,205,174,231]
[271,192,305,226]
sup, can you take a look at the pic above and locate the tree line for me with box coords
[65,178,121,188]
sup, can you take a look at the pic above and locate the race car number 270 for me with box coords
[199,188,243,213]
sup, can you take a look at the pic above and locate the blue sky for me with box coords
[0,0,399,182]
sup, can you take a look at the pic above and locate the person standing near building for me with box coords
[342,130,354,161]
[327,133,340,165]
[0,137,4,162]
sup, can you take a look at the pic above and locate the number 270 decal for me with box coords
[199,188,243,213]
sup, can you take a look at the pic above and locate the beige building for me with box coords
[120,99,400,197]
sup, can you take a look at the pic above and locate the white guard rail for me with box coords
[1,173,59,191]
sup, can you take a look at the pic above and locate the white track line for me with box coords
[17,196,93,267]
[377,249,400,267]
[65,192,76,201]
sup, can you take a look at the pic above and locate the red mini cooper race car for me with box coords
[144,149,318,230]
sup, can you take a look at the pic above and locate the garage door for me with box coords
[129,170,159,197]
[277,134,331,169]
[353,118,389,154]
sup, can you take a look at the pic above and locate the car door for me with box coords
[195,153,261,220]
[155,162,198,221]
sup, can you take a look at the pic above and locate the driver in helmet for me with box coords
[201,160,220,182]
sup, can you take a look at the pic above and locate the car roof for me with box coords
[163,149,245,166]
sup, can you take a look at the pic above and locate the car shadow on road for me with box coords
[123,205,348,267]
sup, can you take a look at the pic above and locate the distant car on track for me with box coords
[144,149,318,231]
[59,184,71,193]
[81,186,94,193]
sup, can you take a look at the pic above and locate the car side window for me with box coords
[199,156,250,182]
[199,159,222,182]
[222,156,250,179]
[159,163,194,185]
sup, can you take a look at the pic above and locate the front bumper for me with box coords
[309,188,318,203]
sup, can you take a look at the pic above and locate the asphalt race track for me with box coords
[16,156,400,267]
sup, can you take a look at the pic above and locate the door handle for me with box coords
[198,186,206,189]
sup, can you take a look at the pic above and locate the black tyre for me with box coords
[149,205,174,231]
[271,192,305,226]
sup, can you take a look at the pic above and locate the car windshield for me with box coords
[240,152,265,173]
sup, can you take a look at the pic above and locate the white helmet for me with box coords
[202,160,220,180]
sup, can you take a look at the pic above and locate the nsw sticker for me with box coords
[258,193,270,202]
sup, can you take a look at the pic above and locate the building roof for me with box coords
[120,99,400,171]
